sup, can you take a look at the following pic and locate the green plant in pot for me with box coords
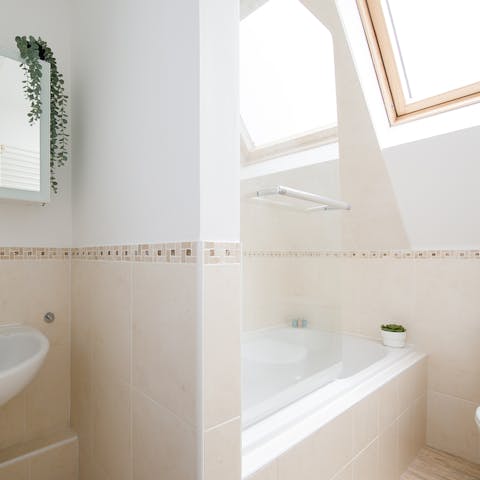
[15,35,68,194]
[381,324,407,348]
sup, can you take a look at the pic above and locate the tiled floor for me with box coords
[402,448,480,480]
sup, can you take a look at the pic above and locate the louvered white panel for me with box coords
[0,145,40,192]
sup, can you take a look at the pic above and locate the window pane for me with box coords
[383,0,480,102]
[240,0,337,147]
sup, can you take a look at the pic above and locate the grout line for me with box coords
[0,434,77,469]
[129,385,197,431]
[205,416,241,434]
[428,389,478,406]
[197,240,205,480]
[129,261,134,480]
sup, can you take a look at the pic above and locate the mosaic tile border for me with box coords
[0,247,71,261]
[2,246,479,262]
[72,242,240,264]
[204,242,241,264]
[244,249,480,259]
[71,243,198,263]
[0,242,241,264]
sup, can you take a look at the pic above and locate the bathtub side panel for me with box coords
[243,358,427,480]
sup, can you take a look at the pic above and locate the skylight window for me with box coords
[358,0,480,121]
[240,0,337,149]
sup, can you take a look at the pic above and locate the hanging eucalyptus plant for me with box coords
[15,35,68,194]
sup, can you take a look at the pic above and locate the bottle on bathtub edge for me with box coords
[380,323,407,348]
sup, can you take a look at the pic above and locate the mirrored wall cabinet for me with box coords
[0,53,50,203]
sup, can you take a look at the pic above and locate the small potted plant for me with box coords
[381,324,407,348]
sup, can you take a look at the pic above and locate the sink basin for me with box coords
[0,324,49,407]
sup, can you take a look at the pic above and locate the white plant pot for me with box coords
[381,330,406,348]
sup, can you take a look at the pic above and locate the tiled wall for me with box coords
[243,250,480,465]
[0,432,78,480]
[0,259,71,453]
[246,358,427,480]
[0,241,241,479]
[242,255,341,332]
[340,253,480,463]
[71,241,241,480]
[203,263,241,480]
[72,258,198,479]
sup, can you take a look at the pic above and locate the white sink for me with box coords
[0,324,49,407]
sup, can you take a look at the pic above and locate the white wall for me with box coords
[0,0,72,247]
[72,0,240,245]
[71,0,201,245]
[385,125,480,249]
[200,0,240,242]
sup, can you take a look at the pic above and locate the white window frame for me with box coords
[240,0,338,165]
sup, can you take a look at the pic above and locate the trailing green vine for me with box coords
[15,35,68,194]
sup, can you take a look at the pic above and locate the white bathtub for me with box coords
[242,327,424,478]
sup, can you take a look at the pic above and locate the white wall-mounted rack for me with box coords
[252,185,351,212]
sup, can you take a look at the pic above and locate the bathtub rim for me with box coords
[242,347,426,478]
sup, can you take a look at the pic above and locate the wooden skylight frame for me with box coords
[356,0,480,124]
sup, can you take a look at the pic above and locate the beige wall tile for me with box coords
[352,439,379,480]
[278,412,353,480]
[73,259,203,480]
[132,389,196,480]
[25,345,70,439]
[204,265,241,428]
[78,448,111,480]
[71,261,95,457]
[428,360,480,405]
[30,440,78,480]
[0,460,30,480]
[89,262,131,385]
[0,261,71,451]
[353,393,378,455]
[0,459,28,480]
[277,438,317,480]
[243,257,342,333]
[313,411,353,480]
[204,418,240,480]
[71,261,132,478]
[414,260,480,335]
[246,462,277,480]
[0,393,25,450]
[132,263,197,426]
[341,258,415,339]
[398,360,427,415]
[378,379,398,432]
[413,396,427,454]
[398,407,415,473]
[92,379,131,480]
[332,464,353,480]
[71,359,93,457]
[0,262,28,325]
[427,391,479,463]
[25,261,70,349]
[378,420,398,480]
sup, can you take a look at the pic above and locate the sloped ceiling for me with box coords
[301,0,410,250]
[303,0,480,250]
[384,125,480,249]
[241,0,479,249]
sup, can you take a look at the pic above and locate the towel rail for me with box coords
[254,185,351,212]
